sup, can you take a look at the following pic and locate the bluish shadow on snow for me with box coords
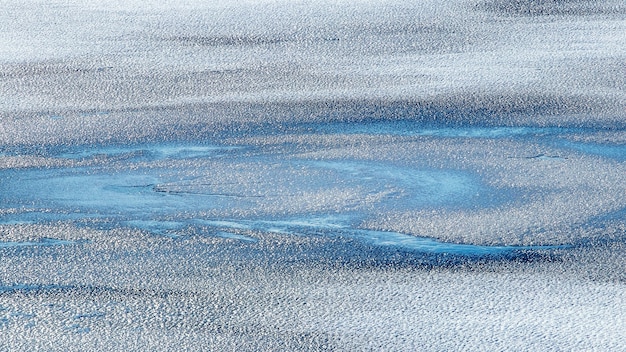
[579,206,626,232]
[0,284,68,294]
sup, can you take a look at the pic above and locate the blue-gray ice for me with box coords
[1,0,625,350]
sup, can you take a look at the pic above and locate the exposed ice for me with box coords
[55,143,240,161]
[0,238,79,248]
[557,140,626,161]
[2,135,621,250]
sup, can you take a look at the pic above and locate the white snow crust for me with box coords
[1,0,624,350]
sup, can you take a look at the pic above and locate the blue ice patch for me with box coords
[0,238,80,248]
[54,143,241,161]
[558,140,626,161]
[0,140,572,257]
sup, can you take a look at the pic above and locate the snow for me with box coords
[1,0,625,350]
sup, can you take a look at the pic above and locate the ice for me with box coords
[218,216,568,256]
[7,133,605,260]
[55,143,240,161]
[0,141,503,246]
[0,238,79,248]
[1,0,625,350]
[558,140,626,161]
[311,121,574,138]
[345,229,568,255]
[123,220,186,238]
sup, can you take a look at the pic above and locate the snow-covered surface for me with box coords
[1,0,625,350]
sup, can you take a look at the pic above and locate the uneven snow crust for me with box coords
[1,0,625,350]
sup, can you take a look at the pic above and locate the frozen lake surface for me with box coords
[1,0,625,350]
